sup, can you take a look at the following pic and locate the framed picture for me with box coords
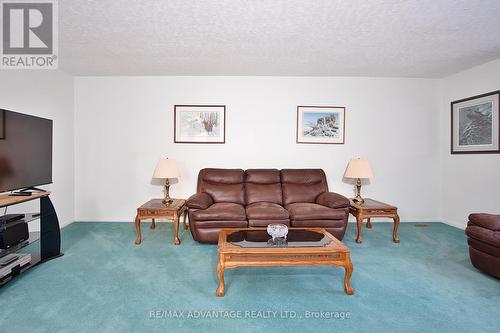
[296,106,345,144]
[174,105,226,143]
[0,110,4,139]
[451,90,499,154]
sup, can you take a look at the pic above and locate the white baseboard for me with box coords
[77,217,443,223]
[347,217,441,223]
[75,218,178,222]
[440,219,466,230]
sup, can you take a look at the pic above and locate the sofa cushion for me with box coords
[198,168,245,205]
[191,220,248,229]
[286,202,346,220]
[248,219,290,227]
[191,203,246,221]
[245,169,283,205]
[291,219,346,228]
[246,202,289,220]
[281,169,328,205]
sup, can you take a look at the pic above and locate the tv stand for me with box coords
[0,192,63,287]
[19,186,46,192]
[9,187,46,196]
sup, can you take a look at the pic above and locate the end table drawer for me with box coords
[141,209,160,215]
[366,209,394,214]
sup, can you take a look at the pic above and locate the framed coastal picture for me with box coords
[174,105,226,143]
[296,106,345,144]
[451,91,499,154]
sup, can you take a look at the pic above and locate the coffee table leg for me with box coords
[343,254,354,295]
[355,216,363,243]
[174,212,181,245]
[216,255,225,297]
[134,216,142,245]
[392,215,400,243]
[366,218,372,229]
[150,218,156,229]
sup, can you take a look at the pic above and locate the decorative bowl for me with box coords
[267,223,288,241]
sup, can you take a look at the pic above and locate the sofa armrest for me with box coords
[316,192,349,209]
[468,214,500,231]
[186,193,214,210]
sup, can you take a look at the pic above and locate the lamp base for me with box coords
[352,196,365,204]
[353,178,365,204]
[162,198,173,206]
[162,179,174,206]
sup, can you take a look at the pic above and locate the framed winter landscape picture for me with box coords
[296,106,345,144]
[451,91,499,154]
[174,105,226,143]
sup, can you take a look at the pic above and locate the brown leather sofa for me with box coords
[465,213,500,279]
[186,168,350,243]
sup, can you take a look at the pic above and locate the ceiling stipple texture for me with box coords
[60,0,500,77]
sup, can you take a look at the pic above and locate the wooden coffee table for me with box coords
[134,199,187,245]
[349,198,400,244]
[216,228,354,297]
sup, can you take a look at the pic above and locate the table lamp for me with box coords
[344,158,373,204]
[153,158,179,205]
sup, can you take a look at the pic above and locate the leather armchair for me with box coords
[465,213,500,279]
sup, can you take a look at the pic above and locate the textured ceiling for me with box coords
[60,0,500,77]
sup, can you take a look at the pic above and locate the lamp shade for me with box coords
[344,158,373,179]
[153,158,179,179]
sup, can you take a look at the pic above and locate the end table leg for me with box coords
[150,218,156,229]
[355,216,363,243]
[366,218,372,229]
[174,213,181,245]
[183,209,188,230]
[393,215,401,243]
[343,254,354,295]
[216,255,225,297]
[134,216,142,245]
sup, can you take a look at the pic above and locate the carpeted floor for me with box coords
[0,222,499,333]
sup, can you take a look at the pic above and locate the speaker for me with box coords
[0,219,29,249]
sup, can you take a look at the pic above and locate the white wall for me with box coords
[440,58,500,229]
[75,76,441,222]
[0,70,75,226]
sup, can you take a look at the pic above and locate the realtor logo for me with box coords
[1,0,58,69]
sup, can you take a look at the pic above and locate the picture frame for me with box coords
[451,90,499,154]
[296,105,345,144]
[174,105,226,144]
[0,110,4,139]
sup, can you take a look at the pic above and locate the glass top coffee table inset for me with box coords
[228,229,333,248]
[216,228,354,297]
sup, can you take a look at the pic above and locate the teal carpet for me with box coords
[0,222,499,333]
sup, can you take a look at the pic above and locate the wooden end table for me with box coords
[349,198,400,244]
[134,199,188,245]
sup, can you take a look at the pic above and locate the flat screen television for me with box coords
[0,109,53,192]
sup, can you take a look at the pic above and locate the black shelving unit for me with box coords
[0,193,62,287]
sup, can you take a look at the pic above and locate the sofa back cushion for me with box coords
[197,168,245,205]
[245,169,283,205]
[281,169,328,205]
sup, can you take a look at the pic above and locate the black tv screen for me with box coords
[0,110,53,192]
